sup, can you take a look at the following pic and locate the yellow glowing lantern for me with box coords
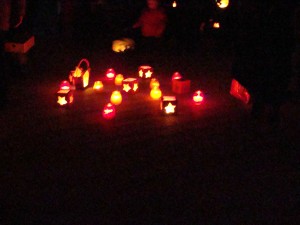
[150,86,162,100]
[172,72,182,81]
[193,90,204,104]
[160,96,177,115]
[122,78,138,94]
[59,80,71,90]
[110,90,122,105]
[115,74,124,86]
[112,38,135,53]
[106,68,116,80]
[149,78,160,89]
[172,1,177,8]
[56,89,73,107]
[138,65,153,79]
[216,0,229,9]
[93,81,104,91]
[102,103,116,120]
[69,58,90,89]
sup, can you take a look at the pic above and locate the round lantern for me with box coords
[115,74,124,86]
[150,87,162,100]
[93,81,104,91]
[172,72,182,81]
[216,0,229,9]
[193,90,204,104]
[59,80,71,90]
[110,90,122,105]
[149,78,160,89]
[106,68,116,80]
[102,103,116,120]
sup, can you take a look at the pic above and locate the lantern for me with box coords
[112,38,135,53]
[216,0,229,9]
[149,78,160,89]
[106,68,116,80]
[110,91,122,105]
[161,96,177,115]
[115,74,124,86]
[230,79,251,104]
[150,86,162,100]
[138,65,153,79]
[172,79,191,94]
[93,81,104,91]
[122,78,139,94]
[213,22,220,29]
[59,80,71,90]
[193,90,204,104]
[171,72,182,81]
[69,58,90,89]
[102,103,116,120]
[172,1,177,8]
[56,89,73,107]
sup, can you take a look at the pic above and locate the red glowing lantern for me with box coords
[59,80,71,90]
[102,103,116,120]
[160,96,177,115]
[56,89,74,107]
[230,79,251,104]
[150,86,162,100]
[193,90,204,104]
[172,72,182,81]
[110,90,122,105]
[172,79,191,94]
[138,65,153,79]
[93,81,104,91]
[122,78,139,94]
[69,58,90,89]
[106,68,116,80]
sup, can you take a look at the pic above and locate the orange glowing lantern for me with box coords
[138,65,153,79]
[216,0,229,9]
[93,81,104,91]
[172,72,182,81]
[59,80,71,90]
[150,86,162,100]
[149,78,160,89]
[122,78,138,94]
[69,58,90,89]
[161,96,177,115]
[193,90,204,104]
[230,79,251,104]
[112,38,135,53]
[172,1,177,8]
[110,90,122,105]
[106,68,116,80]
[213,22,220,29]
[115,74,124,86]
[56,89,74,107]
[102,103,116,120]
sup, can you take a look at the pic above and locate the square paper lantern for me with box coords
[69,58,90,89]
[230,79,250,104]
[122,78,138,94]
[172,79,191,94]
[160,96,177,115]
[138,65,153,79]
[56,89,73,107]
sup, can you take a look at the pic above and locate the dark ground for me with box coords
[1,16,300,225]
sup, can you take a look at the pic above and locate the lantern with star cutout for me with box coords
[102,103,116,120]
[69,58,90,89]
[160,96,177,115]
[106,68,116,80]
[138,65,153,79]
[122,78,138,94]
[193,90,204,104]
[110,91,122,105]
[93,81,104,91]
[56,89,74,107]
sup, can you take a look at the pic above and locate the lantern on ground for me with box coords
[56,89,73,107]
[213,22,220,29]
[193,90,204,104]
[69,58,90,89]
[110,91,122,105]
[172,1,177,8]
[172,72,182,81]
[122,78,138,94]
[150,86,162,100]
[149,78,160,89]
[138,65,153,79]
[216,0,229,9]
[161,96,177,115]
[106,68,116,80]
[59,80,71,90]
[102,103,116,120]
[115,74,124,86]
[230,79,251,104]
[93,81,104,91]
[172,79,191,94]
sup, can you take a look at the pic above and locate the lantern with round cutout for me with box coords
[106,68,116,80]
[56,89,74,107]
[172,72,182,81]
[149,78,160,89]
[69,58,90,89]
[115,74,124,86]
[110,91,122,105]
[193,90,204,104]
[150,86,162,100]
[93,81,104,91]
[138,65,153,79]
[102,103,116,120]
[122,78,139,94]
[59,80,71,90]
[160,96,177,115]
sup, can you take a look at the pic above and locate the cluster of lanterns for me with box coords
[55,59,206,120]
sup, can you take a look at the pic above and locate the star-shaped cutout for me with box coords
[133,83,138,92]
[123,83,131,92]
[145,70,152,78]
[138,70,144,77]
[164,103,176,114]
[57,96,68,105]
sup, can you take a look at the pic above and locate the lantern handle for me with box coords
[77,58,90,71]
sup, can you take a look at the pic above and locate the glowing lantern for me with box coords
[213,22,220,29]
[59,80,71,90]
[106,68,116,80]
[110,91,122,105]
[149,78,160,89]
[115,74,124,86]
[172,79,191,94]
[193,90,204,104]
[161,96,177,115]
[172,72,182,81]
[93,81,104,91]
[69,58,90,89]
[138,65,153,79]
[150,86,162,100]
[56,89,73,107]
[172,1,177,8]
[112,38,135,53]
[216,0,229,9]
[122,78,138,94]
[230,79,251,104]
[102,103,116,120]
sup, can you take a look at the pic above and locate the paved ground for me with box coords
[1,33,300,225]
